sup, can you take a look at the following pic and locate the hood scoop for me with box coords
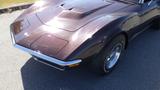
[58,0,112,19]
[36,0,113,31]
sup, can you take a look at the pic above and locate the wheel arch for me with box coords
[115,32,128,49]
[66,14,129,60]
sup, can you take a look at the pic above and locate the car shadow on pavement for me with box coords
[21,30,160,90]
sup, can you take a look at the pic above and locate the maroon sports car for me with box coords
[10,0,160,74]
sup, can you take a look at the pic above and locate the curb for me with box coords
[0,3,33,14]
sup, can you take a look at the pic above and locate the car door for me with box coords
[122,0,159,38]
[140,0,159,24]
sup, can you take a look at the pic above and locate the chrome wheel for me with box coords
[91,34,126,74]
[104,43,123,70]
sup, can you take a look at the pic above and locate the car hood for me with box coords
[36,0,113,31]
[11,0,129,60]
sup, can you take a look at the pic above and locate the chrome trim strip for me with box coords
[33,57,65,71]
[10,28,81,67]
[10,25,16,45]
[14,44,82,66]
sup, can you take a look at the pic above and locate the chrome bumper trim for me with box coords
[14,44,82,67]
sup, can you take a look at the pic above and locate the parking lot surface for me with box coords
[0,11,160,90]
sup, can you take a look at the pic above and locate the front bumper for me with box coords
[15,45,82,70]
[11,31,82,71]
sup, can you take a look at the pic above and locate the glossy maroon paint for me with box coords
[11,0,139,60]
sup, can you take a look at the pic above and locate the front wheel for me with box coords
[91,34,126,75]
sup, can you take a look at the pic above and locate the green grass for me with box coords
[0,0,37,8]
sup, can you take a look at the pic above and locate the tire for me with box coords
[91,34,126,75]
[151,18,160,30]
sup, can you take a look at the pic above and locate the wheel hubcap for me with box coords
[105,43,123,69]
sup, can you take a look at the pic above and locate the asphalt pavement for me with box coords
[0,10,160,90]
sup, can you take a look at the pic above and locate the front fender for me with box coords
[66,14,128,60]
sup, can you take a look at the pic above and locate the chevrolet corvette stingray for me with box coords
[10,0,160,74]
